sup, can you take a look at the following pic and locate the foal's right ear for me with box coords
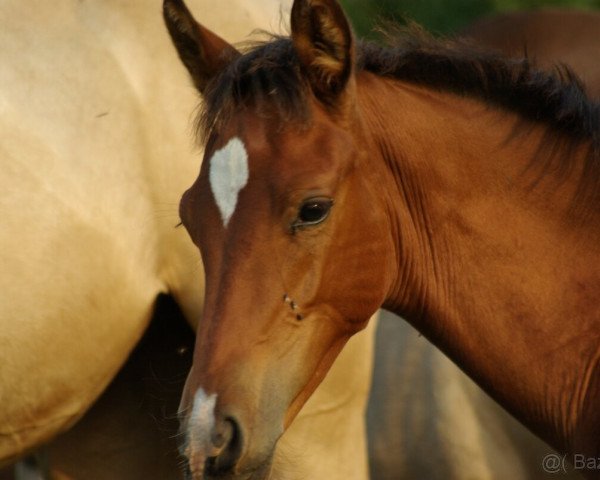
[291,0,354,105]
[163,0,240,93]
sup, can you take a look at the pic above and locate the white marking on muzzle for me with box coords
[209,137,249,227]
[187,388,218,475]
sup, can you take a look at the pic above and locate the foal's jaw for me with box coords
[176,306,351,479]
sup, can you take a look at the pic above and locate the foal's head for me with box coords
[165,0,392,477]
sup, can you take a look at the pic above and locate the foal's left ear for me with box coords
[291,0,355,104]
[163,0,240,93]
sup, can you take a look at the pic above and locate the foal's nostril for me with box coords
[207,417,244,475]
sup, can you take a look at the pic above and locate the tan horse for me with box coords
[0,1,376,479]
[164,0,600,479]
[369,9,600,480]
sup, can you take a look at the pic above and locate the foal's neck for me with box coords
[358,73,600,459]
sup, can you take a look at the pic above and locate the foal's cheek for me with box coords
[318,189,391,326]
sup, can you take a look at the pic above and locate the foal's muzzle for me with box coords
[180,410,245,478]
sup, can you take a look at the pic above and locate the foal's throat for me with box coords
[359,76,600,456]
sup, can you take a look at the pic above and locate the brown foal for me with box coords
[164,0,600,478]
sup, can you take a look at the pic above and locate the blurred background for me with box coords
[339,0,599,36]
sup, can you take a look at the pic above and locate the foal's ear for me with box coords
[291,0,355,104]
[163,0,240,93]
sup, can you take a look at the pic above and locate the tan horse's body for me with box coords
[0,1,375,478]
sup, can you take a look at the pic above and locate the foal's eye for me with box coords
[292,197,333,229]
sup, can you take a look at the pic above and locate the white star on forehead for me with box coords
[209,137,249,227]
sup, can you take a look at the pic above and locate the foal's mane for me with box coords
[199,26,600,214]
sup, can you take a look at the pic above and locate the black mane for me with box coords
[199,27,600,214]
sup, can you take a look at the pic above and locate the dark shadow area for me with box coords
[0,295,195,480]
